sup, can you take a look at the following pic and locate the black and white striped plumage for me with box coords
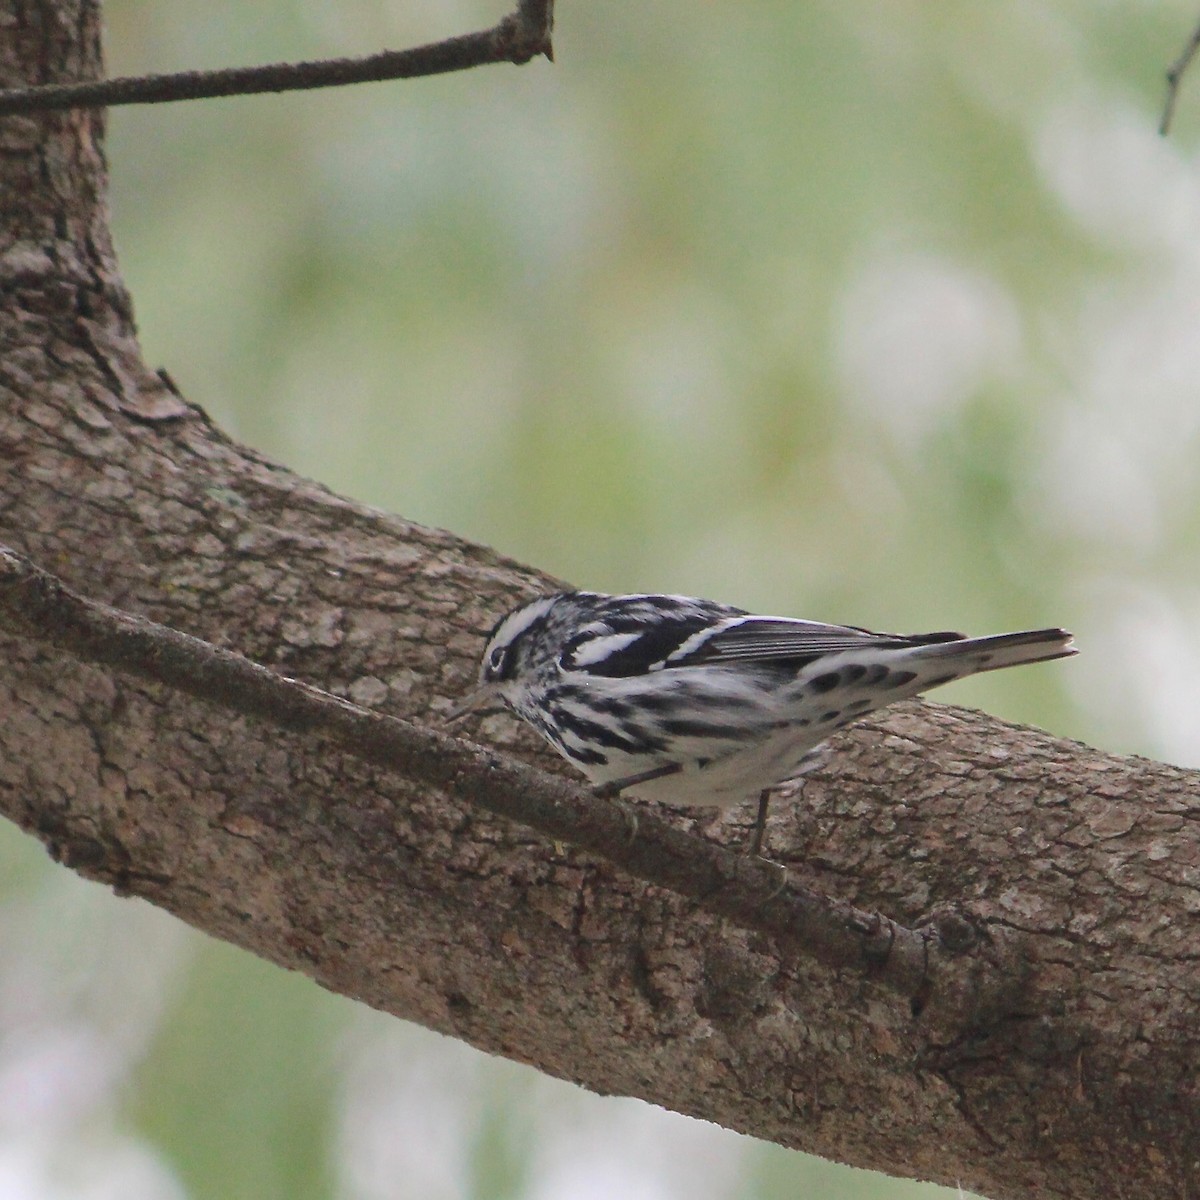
[459,591,1075,814]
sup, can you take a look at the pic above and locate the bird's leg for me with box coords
[594,763,683,845]
[748,789,771,858]
[746,744,830,858]
[593,762,682,799]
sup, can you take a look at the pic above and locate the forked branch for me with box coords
[1162,12,1200,134]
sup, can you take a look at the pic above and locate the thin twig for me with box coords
[1162,13,1200,136]
[0,545,1012,1025]
[0,0,553,116]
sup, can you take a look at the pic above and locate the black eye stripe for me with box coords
[485,644,514,680]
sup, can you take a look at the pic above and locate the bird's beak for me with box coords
[443,685,503,727]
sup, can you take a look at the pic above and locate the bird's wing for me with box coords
[561,612,963,678]
[558,611,719,678]
[666,616,935,667]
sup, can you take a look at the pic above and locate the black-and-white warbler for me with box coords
[451,591,1076,854]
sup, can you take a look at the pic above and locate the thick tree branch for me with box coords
[0,0,553,115]
[0,543,1023,1029]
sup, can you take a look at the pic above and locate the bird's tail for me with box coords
[906,628,1076,676]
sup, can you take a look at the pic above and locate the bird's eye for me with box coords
[487,646,507,674]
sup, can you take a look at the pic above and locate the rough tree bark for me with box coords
[1,4,1197,1199]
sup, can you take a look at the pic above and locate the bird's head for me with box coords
[445,593,567,724]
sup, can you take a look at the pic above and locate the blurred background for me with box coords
[4,1,1200,1196]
